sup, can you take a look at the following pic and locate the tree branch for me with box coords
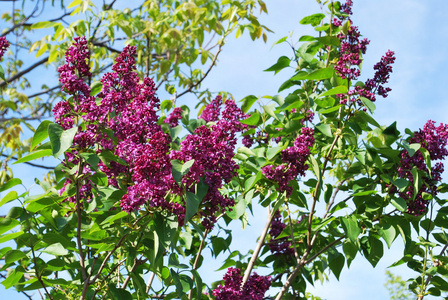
[241,206,276,287]
[2,154,56,170]
[176,42,223,99]
[188,228,209,300]
[0,56,49,88]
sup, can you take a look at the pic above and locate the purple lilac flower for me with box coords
[212,267,271,300]
[262,127,314,195]
[0,37,10,60]
[171,97,247,229]
[268,211,294,256]
[164,107,183,128]
[55,38,247,228]
[397,120,448,215]
[356,50,396,101]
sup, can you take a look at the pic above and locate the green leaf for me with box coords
[240,95,258,113]
[315,123,333,138]
[360,97,376,113]
[26,197,58,213]
[42,243,69,256]
[263,104,279,121]
[12,149,52,165]
[226,197,247,220]
[0,231,24,243]
[299,13,325,26]
[341,215,361,243]
[240,112,260,125]
[411,166,422,200]
[318,86,347,98]
[185,191,201,222]
[171,159,195,184]
[420,147,432,176]
[0,218,20,235]
[305,68,334,80]
[273,36,287,46]
[100,211,128,226]
[380,224,396,248]
[0,178,22,193]
[264,56,291,74]
[341,20,351,34]
[109,284,132,300]
[299,35,316,42]
[245,172,262,191]
[366,236,383,267]
[48,124,78,158]
[31,120,53,151]
[79,152,100,170]
[391,197,407,212]
[0,65,5,81]
[1,269,23,289]
[266,146,283,160]
[328,252,345,280]
[316,36,341,47]
[90,81,103,96]
[31,21,56,29]
[343,240,358,267]
[5,250,27,264]
[0,191,17,208]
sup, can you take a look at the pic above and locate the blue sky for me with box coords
[2,0,448,299]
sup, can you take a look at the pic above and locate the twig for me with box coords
[304,236,344,265]
[241,206,276,287]
[146,272,156,294]
[121,258,148,289]
[1,154,56,170]
[176,42,223,99]
[0,273,34,299]
[0,56,49,88]
[188,228,209,300]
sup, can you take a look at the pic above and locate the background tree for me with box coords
[1,0,448,300]
[0,0,269,174]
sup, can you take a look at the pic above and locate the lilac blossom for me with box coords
[263,127,314,196]
[397,121,448,215]
[212,267,271,300]
[0,37,10,60]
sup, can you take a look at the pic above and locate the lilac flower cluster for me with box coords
[164,107,183,128]
[262,127,314,196]
[397,120,448,215]
[333,1,395,106]
[334,24,369,81]
[212,267,271,300]
[356,50,396,101]
[54,37,247,228]
[268,211,294,256]
[0,37,9,60]
[171,96,247,228]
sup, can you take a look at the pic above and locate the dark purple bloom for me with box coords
[213,268,271,300]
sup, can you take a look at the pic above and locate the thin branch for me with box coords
[188,228,210,300]
[0,273,33,299]
[91,41,121,54]
[146,272,156,294]
[90,258,126,300]
[2,154,56,170]
[241,206,275,287]
[0,56,49,88]
[27,85,61,99]
[285,203,300,263]
[176,42,223,99]
[89,214,147,284]
[304,236,344,265]
[121,257,148,289]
